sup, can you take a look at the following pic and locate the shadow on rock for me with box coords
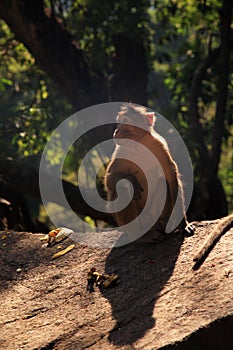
[101,232,183,346]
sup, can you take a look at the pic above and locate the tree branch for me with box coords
[0,0,108,109]
[0,157,115,225]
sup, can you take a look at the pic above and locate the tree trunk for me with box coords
[109,34,148,106]
[210,0,232,173]
[188,0,232,219]
[0,0,108,110]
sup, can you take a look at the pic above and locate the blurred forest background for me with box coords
[0,0,232,232]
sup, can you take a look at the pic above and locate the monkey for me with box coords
[192,213,233,270]
[105,103,194,243]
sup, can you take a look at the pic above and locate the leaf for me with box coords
[0,77,13,86]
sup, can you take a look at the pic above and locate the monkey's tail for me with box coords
[192,213,233,270]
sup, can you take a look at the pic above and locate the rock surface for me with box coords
[0,220,233,350]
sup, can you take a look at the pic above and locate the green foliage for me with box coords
[65,0,151,72]
[0,19,72,159]
[148,1,231,154]
[12,106,51,157]
[150,0,222,110]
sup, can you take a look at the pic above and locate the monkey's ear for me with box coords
[145,112,156,127]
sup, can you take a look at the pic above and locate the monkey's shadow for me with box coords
[101,232,183,346]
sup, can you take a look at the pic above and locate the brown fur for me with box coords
[105,104,193,237]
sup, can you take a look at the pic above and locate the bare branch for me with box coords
[0,157,115,225]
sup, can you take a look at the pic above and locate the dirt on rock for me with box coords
[0,220,233,349]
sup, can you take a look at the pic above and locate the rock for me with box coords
[0,221,233,349]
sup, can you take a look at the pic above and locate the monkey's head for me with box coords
[113,104,156,142]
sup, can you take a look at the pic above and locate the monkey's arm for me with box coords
[106,172,143,200]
